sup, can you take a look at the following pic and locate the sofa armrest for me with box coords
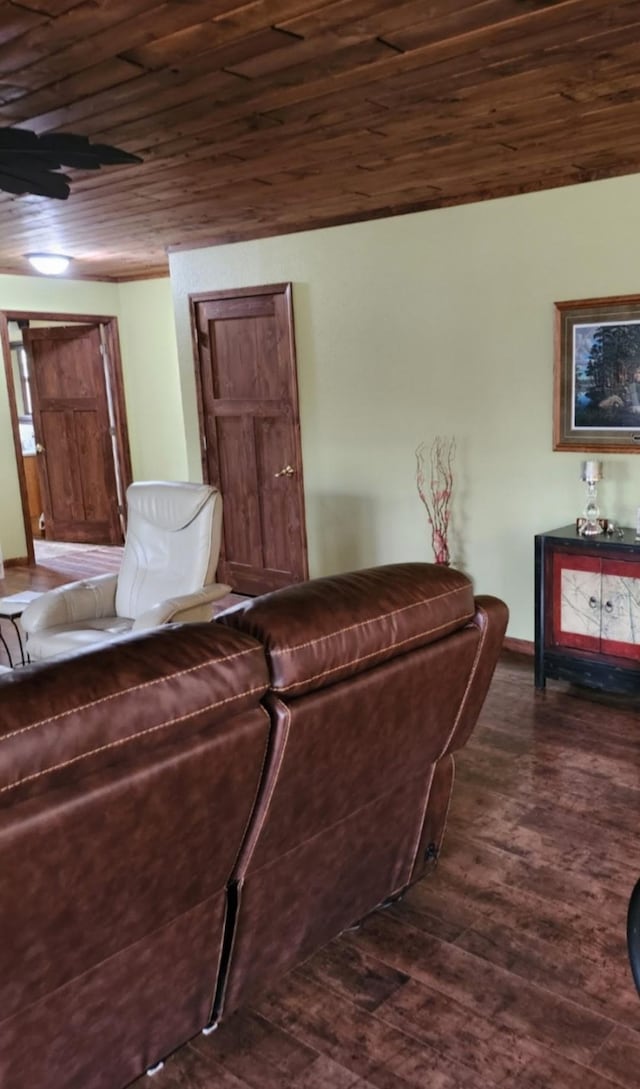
[442,594,509,756]
[131,583,232,630]
[20,574,119,634]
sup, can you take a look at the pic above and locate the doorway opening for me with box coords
[1,309,132,566]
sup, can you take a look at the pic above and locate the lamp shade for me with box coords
[581,460,603,484]
[26,253,70,275]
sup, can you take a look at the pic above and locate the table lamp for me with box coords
[580,460,603,535]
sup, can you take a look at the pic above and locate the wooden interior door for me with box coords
[192,283,308,594]
[24,325,123,545]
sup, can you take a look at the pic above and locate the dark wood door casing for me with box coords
[191,283,308,595]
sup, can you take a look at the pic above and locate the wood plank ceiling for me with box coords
[1,0,640,281]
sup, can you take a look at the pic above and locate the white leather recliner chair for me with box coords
[21,481,231,661]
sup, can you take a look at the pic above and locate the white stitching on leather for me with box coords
[1,646,260,744]
[270,584,467,656]
[273,610,475,694]
[0,682,267,795]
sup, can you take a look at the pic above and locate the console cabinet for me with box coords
[535,525,640,693]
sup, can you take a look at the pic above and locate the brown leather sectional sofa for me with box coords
[0,563,507,1089]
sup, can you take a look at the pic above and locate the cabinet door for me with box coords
[600,559,640,659]
[551,552,602,651]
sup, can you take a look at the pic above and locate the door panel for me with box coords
[76,410,119,525]
[601,561,640,659]
[193,283,308,594]
[216,415,262,568]
[551,552,601,652]
[40,411,85,523]
[24,325,123,545]
[255,414,302,573]
[213,314,279,400]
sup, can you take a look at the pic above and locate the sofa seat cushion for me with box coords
[218,562,475,696]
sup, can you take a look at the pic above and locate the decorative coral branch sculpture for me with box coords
[416,436,455,565]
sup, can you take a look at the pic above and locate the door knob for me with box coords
[36,443,46,454]
[274,464,295,478]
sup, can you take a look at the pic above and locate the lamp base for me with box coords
[576,516,608,536]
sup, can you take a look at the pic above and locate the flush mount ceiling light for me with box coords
[26,253,71,275]
[0,127,142,199]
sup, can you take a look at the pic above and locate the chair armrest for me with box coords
[20,574,119,634]
[131,583,232,630]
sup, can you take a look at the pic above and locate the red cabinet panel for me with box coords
[535,526,640,693]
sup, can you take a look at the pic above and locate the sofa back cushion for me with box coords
[0,622,266,807]
[218,562,475,697]
[116,481,223,620]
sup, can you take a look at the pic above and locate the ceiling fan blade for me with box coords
[0,168,70,198]
[0,125,142,198]
[39,132,90,151]
[45,150,102,170]
[0,150,62,170]
[0,171,32,195]
[0,127,40,151]
[0,155,67,184]
[40,132,141,166]
[90,143,142,165]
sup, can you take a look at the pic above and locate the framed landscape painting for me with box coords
[554,294,640,452]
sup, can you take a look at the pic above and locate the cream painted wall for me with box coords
[170,173,640,642]
[0,274,184,562]
[115,277,187,482]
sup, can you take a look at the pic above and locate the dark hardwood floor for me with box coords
[128,653,640,1089]
[0,544,124,667]
[3,552,639,1086]
[2,542,124,594]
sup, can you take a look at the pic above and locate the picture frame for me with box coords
[554,294,640,452]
